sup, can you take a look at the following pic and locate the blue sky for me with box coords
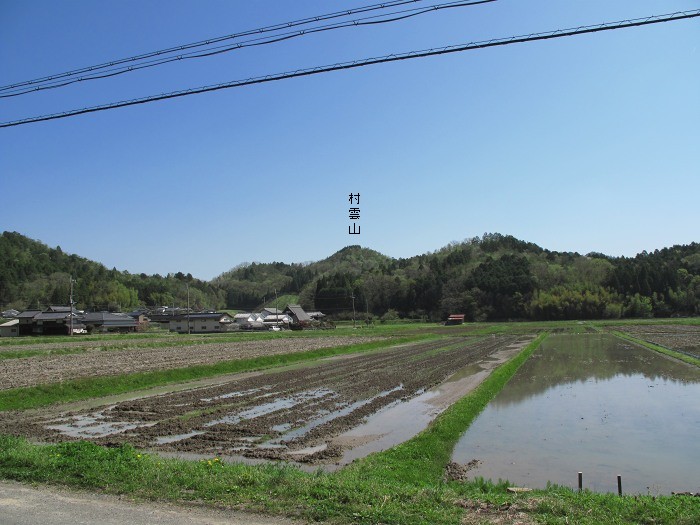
[2,1,698,280]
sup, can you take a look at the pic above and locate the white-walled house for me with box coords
[169,312,236,334]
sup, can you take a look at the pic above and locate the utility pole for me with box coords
[274,288,279,328]
[186,284,191,335]
[69,276,75,336]
[351,294,356,329]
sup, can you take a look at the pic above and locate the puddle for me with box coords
[47,410,156,439]
[201,387,265,402]
[154,430,205,445]
[273,385,405,444]
[204,388,337,427]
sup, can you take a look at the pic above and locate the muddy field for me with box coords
[0,336,382,390]
[616,324,700,359]
[1,335,532,464]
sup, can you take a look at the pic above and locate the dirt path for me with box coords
[0,480,304,525]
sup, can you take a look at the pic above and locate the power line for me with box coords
[0,1,495,98]
[0,0,428,94]
[2,10,698,129]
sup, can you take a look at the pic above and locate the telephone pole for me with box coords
[186,284,191,335]
[351,294,356,329]
[69,276,75,336]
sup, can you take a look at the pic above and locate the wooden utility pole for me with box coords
[69,276,75,336]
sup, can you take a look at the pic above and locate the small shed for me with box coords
[0,319,20,337]
[445,314,466,326]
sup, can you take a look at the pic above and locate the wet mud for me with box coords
[616,324,700,359]
[0,335,532,464]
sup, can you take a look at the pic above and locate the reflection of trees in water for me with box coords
[492,334,700,406]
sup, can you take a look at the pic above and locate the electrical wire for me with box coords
[0,0,495,98]
[2,10,698,129]
[0,0,429,94]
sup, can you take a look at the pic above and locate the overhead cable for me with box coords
[2,10,698,129]
[0,0,428,94]
[0,0,496,98]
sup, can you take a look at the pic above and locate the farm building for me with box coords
[445,314,466,325]
[15,310,42,335]
[169,312,236,334]
[283,304,312,325]
[261,307,283,318]
[0,319,19,337]
[83,312,138,333]
[233,313,256,325]
[32,311,86,335]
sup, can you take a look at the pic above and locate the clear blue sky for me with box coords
[2,1,698,280]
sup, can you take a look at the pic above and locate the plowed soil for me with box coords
[0,335,532,464]
[0,336,381,390]
[617,324,700,359]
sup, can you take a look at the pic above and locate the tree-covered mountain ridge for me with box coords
[2,231,699,321]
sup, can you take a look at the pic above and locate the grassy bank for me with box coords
[0,336,429,412]
[612,331,700,367]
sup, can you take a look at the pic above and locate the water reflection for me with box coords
[493,334,699,407]
[452,334,700,494]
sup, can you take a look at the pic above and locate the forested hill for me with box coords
[0,232,225,312]
[2,231,699,321]
[174,236,700,320]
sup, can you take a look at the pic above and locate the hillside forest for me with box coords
[1,231,699,321]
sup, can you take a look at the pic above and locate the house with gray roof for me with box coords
[83,312,138,333]
[32,311,85,335]
[169,312,236,334]
[283,304,312,325]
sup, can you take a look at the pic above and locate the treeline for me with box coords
[2,231,699,320]
[213,235,700,321]
[0,232,225,311]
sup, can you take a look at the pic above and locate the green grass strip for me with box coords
[0,336,430,412]
[612,331,700,367]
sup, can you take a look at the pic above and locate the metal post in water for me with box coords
[617,475,622,496]
[578,472,582,492]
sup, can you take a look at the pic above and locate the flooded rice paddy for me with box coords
[451,333,700,494]
[2,335,533,466]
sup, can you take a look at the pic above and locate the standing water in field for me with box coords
[451,333,700,494]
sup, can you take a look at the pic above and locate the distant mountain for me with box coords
[2,231,699,321]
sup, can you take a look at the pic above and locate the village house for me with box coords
[82,312,138,333]
[169,312,236,334]
[32,311,86,335]
[283,304,312,325]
